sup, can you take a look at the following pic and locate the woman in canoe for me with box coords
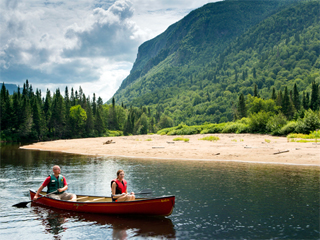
[111,170,135,202]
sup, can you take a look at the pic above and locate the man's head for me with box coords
[53,165,61,176]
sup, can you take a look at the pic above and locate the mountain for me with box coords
[2,83,18,95]
[111,0,319,125]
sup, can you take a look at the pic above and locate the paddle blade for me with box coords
[12,201,30,208]
[137,189,152,195]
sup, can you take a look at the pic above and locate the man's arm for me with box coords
[34,185,45,200]
[59,184,68,192]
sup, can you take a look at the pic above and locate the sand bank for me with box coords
[20,134,320,166]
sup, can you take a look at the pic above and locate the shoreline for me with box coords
[20,133,320,167]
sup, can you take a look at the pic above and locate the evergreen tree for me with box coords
[0,83,11,131]
[31,97,43,139]
[282,86,294,119]
[70,88,75,106]
[94,108,105,135]
[292,83,300,111]
[85,99,94,136]
[64,87,71,138]
[254,84,258,97]
[276,90,283,106]
[139,113,148,134]
[92,93,97,116]
[237,93,247,119]
[253,67,256,78]
[19,96,33,138]
[124,108,135,135]
[271,87,276,100]
[310,81,319,111]
[12,88,22,130]
[49,89,66,138]
[43,89,52,131]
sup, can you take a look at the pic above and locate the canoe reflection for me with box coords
[32,204,175,239]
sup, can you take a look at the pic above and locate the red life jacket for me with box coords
[111,178,127,194]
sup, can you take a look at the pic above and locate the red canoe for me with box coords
[29,189,175,216]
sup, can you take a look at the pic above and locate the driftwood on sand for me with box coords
[103,140,114,144]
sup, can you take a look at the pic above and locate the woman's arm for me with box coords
[112,182,125,198]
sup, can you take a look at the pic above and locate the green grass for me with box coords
[172,137,190,142]
[265,139,271,143]
[199,136,220,141]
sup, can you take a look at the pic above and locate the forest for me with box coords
[1,79,319,142]
[0,80,174,142]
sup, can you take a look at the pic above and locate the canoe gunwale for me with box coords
[30,189,175,204]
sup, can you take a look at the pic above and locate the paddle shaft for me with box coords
[12,190,58,208]
[112,189,152,198]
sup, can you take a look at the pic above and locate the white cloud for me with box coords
[0,0,220,102]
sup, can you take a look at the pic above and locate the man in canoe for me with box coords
[34,165,77,201]
[111,169,135,202]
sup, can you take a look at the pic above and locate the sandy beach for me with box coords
[20,134,320,166]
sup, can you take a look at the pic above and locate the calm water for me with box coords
[0,143,319,239]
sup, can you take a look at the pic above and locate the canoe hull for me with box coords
[29,190,175,216]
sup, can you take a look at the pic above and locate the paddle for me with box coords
[136,189,152,195]
[12,190,58,208]
[112,189,152,198]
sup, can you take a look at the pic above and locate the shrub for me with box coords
[106,130,123,137]
[175,126,199,135]
[266,113,287,135]
[205,123,228,133]
[199,136,220,141]
[173,137,185,141]
[300,109,320,133]
[279,121,298,135]
[248,111,270,133]
[221,122,249,133]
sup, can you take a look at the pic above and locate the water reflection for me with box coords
[31,204,175,239]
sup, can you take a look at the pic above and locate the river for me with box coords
[0,143,319,239]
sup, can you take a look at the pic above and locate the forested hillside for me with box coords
[112,0,319,125]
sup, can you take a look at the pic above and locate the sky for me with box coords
[0,0,220,102]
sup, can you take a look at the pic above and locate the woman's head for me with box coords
[117,169,124,177]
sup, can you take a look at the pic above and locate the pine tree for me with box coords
[85,99,94,136]
[0,83,11,131]
[253,67,256,78]
[271,87,276,100]
[49,89,66,138]
[12,87,22,130]
[92,93,97,116]
[237,93,246,119]
[310,81,319,111]
[276,90,283,107]
[306,92,310,109]
[31,97,42,139]
[254,84,258,97]
[282,87,294,119]
[292,83,300,111]
[94,108,105,135]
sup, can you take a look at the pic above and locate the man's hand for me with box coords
[34,195,39,200]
